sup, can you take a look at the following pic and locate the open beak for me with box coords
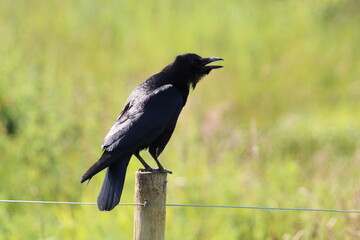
[201,57,224,72]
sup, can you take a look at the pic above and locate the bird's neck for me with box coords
[144,71,191,105]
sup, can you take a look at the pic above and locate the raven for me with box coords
[81,53,223,211]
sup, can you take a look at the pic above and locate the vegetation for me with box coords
[1,0,359,239]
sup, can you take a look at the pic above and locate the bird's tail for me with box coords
[81,150,125,183]
[97,153,132,211]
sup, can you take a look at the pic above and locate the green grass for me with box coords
[1,0,360,239]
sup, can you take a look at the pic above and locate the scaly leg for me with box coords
[134,151,152,171]
[149,152,172,174]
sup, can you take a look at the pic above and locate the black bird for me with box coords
[81,53,223,211]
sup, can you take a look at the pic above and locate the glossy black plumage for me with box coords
[81,53,223,211]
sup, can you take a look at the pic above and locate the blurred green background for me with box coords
[1,0,360,239]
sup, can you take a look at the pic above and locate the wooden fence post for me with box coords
[134,171,167,240]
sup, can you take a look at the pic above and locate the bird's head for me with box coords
[166,53,223,89]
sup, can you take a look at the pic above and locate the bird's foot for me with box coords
[158,167,173,174]
[138,167,155,173]
[138,168,173,174]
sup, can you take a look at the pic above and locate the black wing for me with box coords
[102,83,184,155]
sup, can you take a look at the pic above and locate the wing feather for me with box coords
[102,84,184,152]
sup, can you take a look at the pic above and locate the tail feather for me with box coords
[81,150,125,183]
[97,153,132,211]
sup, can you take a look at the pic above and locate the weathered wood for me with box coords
[134,171,167,240]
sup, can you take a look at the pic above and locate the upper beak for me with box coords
[201,57,224,70]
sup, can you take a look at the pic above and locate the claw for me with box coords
[158,167,173,174]
[138,168,155,172]
[138,168,173,174]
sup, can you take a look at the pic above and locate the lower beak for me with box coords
[201,57,224,71]
[201,57,224,74]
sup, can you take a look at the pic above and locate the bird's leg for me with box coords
[134,151,153,171]
[149,152,173,174]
